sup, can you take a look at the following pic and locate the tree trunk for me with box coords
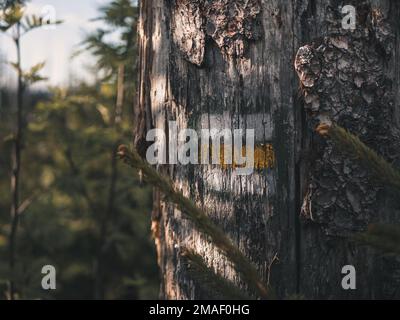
[135,0,400,299]
[9,22,23,300]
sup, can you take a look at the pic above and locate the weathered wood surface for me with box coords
[136,0,400,299]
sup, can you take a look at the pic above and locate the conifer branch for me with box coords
[118,145,271,299]
[354,224,400,255]
[317,123,400,190]
[182,249,252,300]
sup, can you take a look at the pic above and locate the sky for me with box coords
[0,0,111,88]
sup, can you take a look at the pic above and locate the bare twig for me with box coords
[267,253,279,288]
[8,22,22,300]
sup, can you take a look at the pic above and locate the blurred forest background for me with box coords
[0,0,159,299]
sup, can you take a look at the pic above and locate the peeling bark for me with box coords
[171,0,262,65]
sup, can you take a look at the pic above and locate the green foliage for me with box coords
[0,2,23,31]
[0,2,61,35]
[0,83,159,300]
[21,14,62,33]
[0,1,27,11]
[1,2,60,88]
[10,61,48,84]
[77,0,138,83]
[97,0,137,27]
[0,0,159,300]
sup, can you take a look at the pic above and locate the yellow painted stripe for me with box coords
[201,143,275,169]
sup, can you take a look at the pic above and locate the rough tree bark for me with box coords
[135,0,400,299]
